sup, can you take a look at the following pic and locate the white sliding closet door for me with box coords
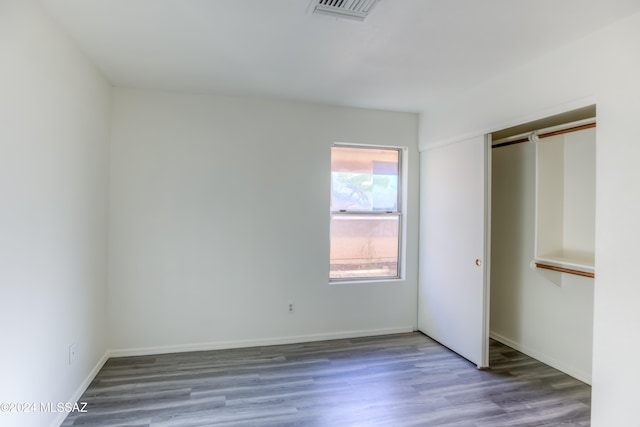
[418,135,490,368]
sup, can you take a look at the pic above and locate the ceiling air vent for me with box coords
[310,0,381,22]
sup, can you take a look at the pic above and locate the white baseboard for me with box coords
[108,326,415,358]
[490,331,592,385]
[50,350,110,427]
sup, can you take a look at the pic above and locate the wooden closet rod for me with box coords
[535,262,595,279]
[493,122,596,149]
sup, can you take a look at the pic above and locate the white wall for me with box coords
[0,1,111,427]
[419,11,640,426]
[490,135,594,384]
[108,88,419,354]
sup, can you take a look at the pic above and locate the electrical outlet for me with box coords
[69,344,77,365]
[288,302,295,313]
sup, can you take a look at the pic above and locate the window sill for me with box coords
[329,277,404,285]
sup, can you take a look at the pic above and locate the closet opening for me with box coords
[489,105,595,385]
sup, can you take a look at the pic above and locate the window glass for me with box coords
[330,147,398,211]
[329,215,399,280]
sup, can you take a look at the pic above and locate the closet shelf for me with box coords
[533,123,596,282]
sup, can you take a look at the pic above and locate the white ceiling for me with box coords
[40,0,640,112]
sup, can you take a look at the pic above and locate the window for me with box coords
[329,145,402,281]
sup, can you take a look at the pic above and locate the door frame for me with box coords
[480,133,492,369]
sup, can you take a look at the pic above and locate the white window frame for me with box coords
[329,143,405,284]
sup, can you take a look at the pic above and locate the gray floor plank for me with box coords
[63,333,591,426]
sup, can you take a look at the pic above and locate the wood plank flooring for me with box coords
[62,333,591,426]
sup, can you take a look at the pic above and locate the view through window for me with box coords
[330,145,401,281]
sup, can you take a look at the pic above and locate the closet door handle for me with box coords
[475,259,482,266]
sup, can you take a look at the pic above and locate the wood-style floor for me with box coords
[62,333,591,426]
